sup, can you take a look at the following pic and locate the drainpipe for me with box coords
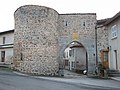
[95,24,98,67]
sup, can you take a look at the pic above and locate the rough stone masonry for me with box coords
[14,5,97,76]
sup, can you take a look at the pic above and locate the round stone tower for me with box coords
[14,5,59,75]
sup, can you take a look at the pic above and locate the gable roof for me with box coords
[104,11,120,25]
[0,29,14,35]
[97,18,109,25]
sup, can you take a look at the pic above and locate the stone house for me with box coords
[96,19,109,68]
[96,11,120,74]
[63,47,71,70]
[0,30,14,64]
[104,11,120,72]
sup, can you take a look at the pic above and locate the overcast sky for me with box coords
[0,0,119,32]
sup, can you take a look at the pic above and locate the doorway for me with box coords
[1,51,5,62]
[101,49,109,69]
[63,41,87,74]
[114,50,118,70]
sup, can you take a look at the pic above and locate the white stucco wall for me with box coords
[69,47,86,70]
[0,31,14,64]
[75,47,86,70]
[0,32,14,45]
[0,48,13,64]
[64,47,71,59]
[108,17,120,71]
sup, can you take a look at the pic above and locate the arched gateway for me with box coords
[14,5,97,76]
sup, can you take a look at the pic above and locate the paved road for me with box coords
[0,70,120,90]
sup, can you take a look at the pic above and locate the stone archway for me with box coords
[58,34,96,75]
[13,5,97,76]
[63,41,88,74]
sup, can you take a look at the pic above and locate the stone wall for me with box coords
[14,5,97,75]
[97,25,108,62]
[14,5,59,75]
[58,14,97,74]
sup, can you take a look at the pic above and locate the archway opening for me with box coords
[63,41,88,74]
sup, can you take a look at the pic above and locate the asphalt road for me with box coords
[0,69,120,90]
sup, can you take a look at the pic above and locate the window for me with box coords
[63,20,70,27]
[83,22,85,26]
[64,60,68,66]
[103,52,108,61]
[111,25,117,39]
[69,50,72,57]
[69,49,74,57]
[65,21,68,26]
[66,52,68,58]
[72,49,74,57]
[72,61,75,68]
[1,51,5,62]
[3,37,6,44]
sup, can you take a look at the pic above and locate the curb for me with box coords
[13,71,28,76]
[111,77,120,82]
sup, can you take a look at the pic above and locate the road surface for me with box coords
[0,69,120,90]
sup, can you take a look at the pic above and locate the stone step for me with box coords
[108,74,120,77]
[108,70,119,73]
[107,70,120,77]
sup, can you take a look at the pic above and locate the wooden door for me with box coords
[101,49,109,69]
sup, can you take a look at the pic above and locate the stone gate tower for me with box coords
[14,5,59,75]
[14,5,97,76]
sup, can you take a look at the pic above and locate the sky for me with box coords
[0,0,119,32]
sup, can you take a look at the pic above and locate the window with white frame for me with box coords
[3,37,6,44]
[111,25,117,39]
